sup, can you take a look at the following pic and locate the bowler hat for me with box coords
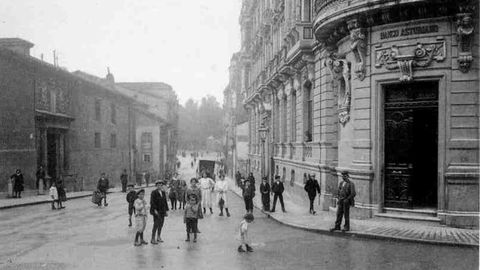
[155,180,165,185]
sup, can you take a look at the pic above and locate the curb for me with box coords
[229,187,479,248]
[0,185,153,210]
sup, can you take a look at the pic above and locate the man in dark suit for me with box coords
[271,175,286,213]
[150,180,169,244]
[330,171,356,232]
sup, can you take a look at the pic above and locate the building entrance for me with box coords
[384,82,438,209]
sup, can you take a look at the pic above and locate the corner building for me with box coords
[239,0,479,228]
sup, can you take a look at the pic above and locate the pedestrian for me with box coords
[198,171,215,214]
[56,180,66,209]
[126,184,137,227]
[271,175,286,213]
[145,171,151,186]
[150,180,169,244]
[235,171,241,187]
[133,189,148,246]
[247,172,256,192]
[36,165,46,190]
[177,179,187,210]
[49,181,58,210]
[168,182,177,210]
[259,177,271,212]
[304,174,321,214]
[11,169,24,198]
[185,178,202,204]
[121,169,128,193]
[330,172,356,232]
[241,179,255,214]
[214,174,230,217]
[237,213,254,252]
[97,173,109,207]
[184,194,203,242]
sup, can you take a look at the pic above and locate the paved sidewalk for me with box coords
[227,177,479,247]
[0,185,153,210]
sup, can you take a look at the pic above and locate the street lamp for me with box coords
[258,125,268,179]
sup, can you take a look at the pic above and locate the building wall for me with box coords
[135,111,161,179]
[69,80,133,190]
[0,50,36,191]
[239,0,479,228]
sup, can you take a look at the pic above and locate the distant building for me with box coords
[234,0,479,228]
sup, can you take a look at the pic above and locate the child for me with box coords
[134,189,148,246]
[184,194,203,242]
[168,183,177,210]
[126,184,137,227]
[238,213,254,252]
[177,179,187,210]
[242,180,255,214]
[49,182,58,210]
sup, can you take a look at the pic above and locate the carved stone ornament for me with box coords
[276,85,285,100]
[375,40,446,81]
[456,13,474,73]
[347,19,367,81]
[324,53,352,126]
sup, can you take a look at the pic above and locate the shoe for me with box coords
[342,227,350,232]
[151,240,158,245]
[329,227,341,232]
[141,240,148,245]
[219,212,224,216]
[271,210,275,212]
[193,239,197,243]
[157,238,164,243]
[185,238,190,242]
[246,245,253,252]
[312,211,316,215]
[237,246,246,252]
[134,242,141,246]
[128,224,132,227]
[97,203,101,207]
[226,212,231,217]
[104,203,108,207]
[210,208,213,214]
[282,210,286,213]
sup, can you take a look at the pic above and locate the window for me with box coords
[143,153,151,163]
[95,99,101,121]
[50,90,57,113]
[141,132,153,149]
[302,0,311,22]
[111,103,116,124]
[110,133,117,148]
[282,96,287,142]
[94,132,101,148]
[291,92,297,142]
[304,81,313,142]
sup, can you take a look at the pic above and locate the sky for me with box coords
[0,0,242,105]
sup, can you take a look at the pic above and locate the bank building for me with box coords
[234,0,479,228]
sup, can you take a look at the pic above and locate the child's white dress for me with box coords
[49,186,58,201]
[134,198,147,232]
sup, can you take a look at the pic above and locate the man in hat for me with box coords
[150,180,169,244]
[271,175,286,213]
[330,171,356,232]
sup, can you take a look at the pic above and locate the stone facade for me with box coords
[235,0,479,228]
[0,38,179,194]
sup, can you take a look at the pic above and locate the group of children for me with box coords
[49,181,66,210]
[125,175,255,252]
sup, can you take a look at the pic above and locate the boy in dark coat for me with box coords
[150,180,169,244]
[126,184,137,227]
[242,180,255,214]
[304,174,321,214]
[11,169,24,198]
[259,177,270,211]
[271,175,286,213]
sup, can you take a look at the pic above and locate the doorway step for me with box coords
[376,207,441,225]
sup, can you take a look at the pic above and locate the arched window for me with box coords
[302,0,311,22]
[290,169,295,186]
[303,80,313,142]
[291,91,297,142]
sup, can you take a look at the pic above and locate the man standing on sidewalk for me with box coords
[330,171,356,232]
[304,174,321,215]
[97,173,109,207]
[271,175,286,213]
[36,165,46,190]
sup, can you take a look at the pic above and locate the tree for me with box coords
[178,96,224,150]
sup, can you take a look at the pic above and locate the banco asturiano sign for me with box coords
[380,25,439,40]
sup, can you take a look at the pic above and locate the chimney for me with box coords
[105,67,115,84]
[0,38,34,56]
